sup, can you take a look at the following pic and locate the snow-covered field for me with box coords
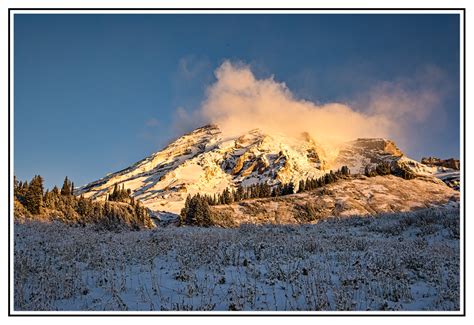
[14,206,460,312]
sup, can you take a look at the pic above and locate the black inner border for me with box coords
[7,7,467,317]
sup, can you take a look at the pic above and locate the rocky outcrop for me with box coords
[352,138,403,156]
[333,138,404,174]
[421,157,460,170]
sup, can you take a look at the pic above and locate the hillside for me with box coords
[209,175,459,227]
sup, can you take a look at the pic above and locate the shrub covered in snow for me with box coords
[14,206,460,312]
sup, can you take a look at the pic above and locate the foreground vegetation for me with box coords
[14,176,154,230]
[14,206,459,311]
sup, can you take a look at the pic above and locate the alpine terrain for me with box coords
[78,125,460,222]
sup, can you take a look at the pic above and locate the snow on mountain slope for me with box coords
[210,175,460,226]
[79,125,330,213]
[333,138,460,189]
[78,125,457,214]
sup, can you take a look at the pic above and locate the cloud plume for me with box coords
[200,61,392,144]
[174,61,447,153]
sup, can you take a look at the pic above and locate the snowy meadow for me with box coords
[14,206,460,312]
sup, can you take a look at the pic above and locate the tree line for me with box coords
[179,166,351,226]
[179,162,418,227]
[364,161,416,180]
[14,175,154,230]
[210,165,351,206]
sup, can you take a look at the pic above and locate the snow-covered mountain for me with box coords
[78,124,457,214]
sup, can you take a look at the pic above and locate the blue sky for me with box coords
[14,14,460,189]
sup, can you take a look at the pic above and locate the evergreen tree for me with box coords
[304,177,313,191]
[110,183,118,201]
[108,183,133,203]
[180,194,212,227]
[286,182,295,195]
[180,195,191,224]
[61,176,71,196]
[14,176,19,195]
[17,180,29,200]
[298,180,305,193]
[272,183,282,197]
[260,183,272,197]
[52,186,60,196]
[43,188,58,210]
[43,189,51,209]
[24,175,44,214]
[341,166,350,176]
[234,185,245,202]
[77,195,92,217]
[222,188,233,204]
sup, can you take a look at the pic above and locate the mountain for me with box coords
[78,125,459,215]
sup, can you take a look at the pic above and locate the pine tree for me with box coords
[16,180,29,200]
[14,176,19,195]
[52,186,59,196]
[61,176,71,196]
[222,188,233,204]
[180,195,192,225]
[273,183,282,197]
[14,176,28,204]
[282,182,294,195]
[194,195,212,226]
[289,182,295,194]
[43,189,53,209]
[213,193,218,206]
[110,183,118,201]
[24,175,44,214]
[260,183,271,197]
[77,195,91,217]
[341,166,350,176]
[298,180,305,193]
[236,186,244,202]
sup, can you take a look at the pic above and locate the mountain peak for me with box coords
[193,124,220,132]
[78,125,429,214]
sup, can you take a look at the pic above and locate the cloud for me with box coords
[177,55,211,81]
[199,61,392,146]
[361,65,449,150]
[365,65,447,122]
[173,60,449,155]
[145,118,160,127]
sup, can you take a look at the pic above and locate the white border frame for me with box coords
[7,8,466,316]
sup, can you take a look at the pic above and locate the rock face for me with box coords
[210,175,460,227]
[333,138,404,174]
[78,125,457,214]
[422,157,460,170]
